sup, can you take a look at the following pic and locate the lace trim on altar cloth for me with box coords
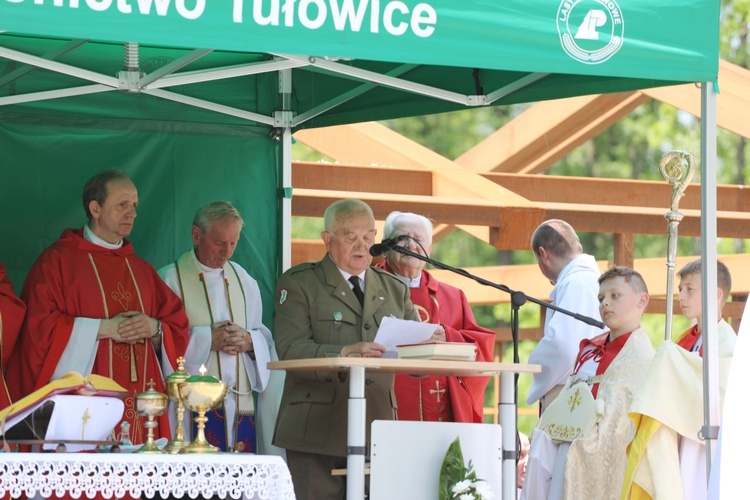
[0,454,295,499]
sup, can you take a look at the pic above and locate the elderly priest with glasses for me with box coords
[375,211,495,424]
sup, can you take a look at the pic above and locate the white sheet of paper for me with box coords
[374,316,435,358]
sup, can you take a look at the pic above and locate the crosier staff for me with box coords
[660,150,694,341]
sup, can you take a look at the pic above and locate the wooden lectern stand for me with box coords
[269,357,540,500]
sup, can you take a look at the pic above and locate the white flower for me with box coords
[474,481,494,499]
[451,480,473,494]
[459,494,476,500]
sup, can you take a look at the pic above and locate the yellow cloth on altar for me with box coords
[621,320,736,500]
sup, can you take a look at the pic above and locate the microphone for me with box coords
[369,235,409,257]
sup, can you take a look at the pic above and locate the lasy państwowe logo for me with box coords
[557,0,624,64]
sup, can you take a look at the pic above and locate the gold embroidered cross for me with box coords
[81,408,91,440]
[430,381,446,403]
[111,282,132,311]
[568,388,582,412]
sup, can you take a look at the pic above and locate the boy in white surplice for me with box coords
[522,266,655,500]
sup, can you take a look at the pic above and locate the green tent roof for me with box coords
[0,0,720,129]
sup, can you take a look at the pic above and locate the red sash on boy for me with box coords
[573,331,632,398]
[676,324,702,355]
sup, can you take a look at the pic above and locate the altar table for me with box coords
[0,452,294,499]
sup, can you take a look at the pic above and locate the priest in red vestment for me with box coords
[6,169,189,444]
[1,262,26,409]
[375,211,495,423]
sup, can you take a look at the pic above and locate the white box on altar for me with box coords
[370,420,503,500]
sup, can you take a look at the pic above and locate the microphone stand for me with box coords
[382,243,603,500]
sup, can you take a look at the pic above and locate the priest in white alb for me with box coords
[159,201,283,456]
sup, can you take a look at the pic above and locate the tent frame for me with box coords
[0,27,723,497]
[0,42,546,128]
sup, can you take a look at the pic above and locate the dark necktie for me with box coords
[349,276,365,306]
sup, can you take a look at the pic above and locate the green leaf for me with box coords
[438,436,467,500]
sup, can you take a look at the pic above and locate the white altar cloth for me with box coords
[0,453,294,499]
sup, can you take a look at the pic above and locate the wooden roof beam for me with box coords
[292,189,504,227]
[293,123,536,245]
[483,173,750,212]
[292,161,433,196]
[455,60,750,178]
[293,123,533,207]
[495,202,750,247]
[643,60,750,140]
[291,188,750,249]
[455,91,650,174]
[292,163,750,213]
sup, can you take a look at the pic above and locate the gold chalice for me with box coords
[178,365,227,454]
[163,357,191,454]
[135,379,168,454]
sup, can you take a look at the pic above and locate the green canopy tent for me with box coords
[0,1,723,497]
[0,0,721,315]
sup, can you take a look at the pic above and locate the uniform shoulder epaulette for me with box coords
[285,261,318,275]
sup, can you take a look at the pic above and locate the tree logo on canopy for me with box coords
[557,0,624,64]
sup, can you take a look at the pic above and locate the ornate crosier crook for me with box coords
[659,151,694,341]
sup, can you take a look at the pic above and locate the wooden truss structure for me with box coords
[290,59,750,336]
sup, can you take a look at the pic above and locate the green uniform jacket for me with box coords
[272,254,418,457]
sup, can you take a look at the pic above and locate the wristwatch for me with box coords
[152,320,163,339]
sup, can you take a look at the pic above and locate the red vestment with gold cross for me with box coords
[6,228,189,444]
[377,263,495,423]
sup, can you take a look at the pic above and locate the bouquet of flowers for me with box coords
[438,436,494,500]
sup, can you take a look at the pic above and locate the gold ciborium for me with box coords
[135,379,168,454]
[163,357,191,454]
[178,365,227,454]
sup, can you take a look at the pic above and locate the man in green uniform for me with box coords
[273,199,421,499]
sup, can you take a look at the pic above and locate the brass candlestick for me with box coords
[178,365,227,454]
[164,357,191,454]
[135,379,168,454]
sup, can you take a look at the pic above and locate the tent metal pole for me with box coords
[0,39,88,88]
[279,68,293,272]
[281,127,292,272]
[0,45,117,86]
[144,89,275,125]
[0,84,112,106]
[273,53,477,105]
[700,80,720,481]
[293,64,417,126]
[146,58,306,89]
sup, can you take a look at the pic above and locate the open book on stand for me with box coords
[396,342,477,361]
[0,372,127,451]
